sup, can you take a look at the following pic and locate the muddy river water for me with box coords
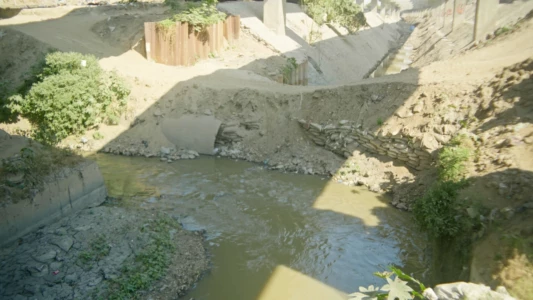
[94,154,431,299]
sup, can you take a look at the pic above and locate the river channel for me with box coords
[94,154,430,299]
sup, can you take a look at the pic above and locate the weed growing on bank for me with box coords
[0,145,82,203]
[412,180,470,238]
[282,57,298,84]
[78,234,112,267]
[2,52,130,145]
[107,217,181,299]
[413,134,473,238]
[437,134,471,182]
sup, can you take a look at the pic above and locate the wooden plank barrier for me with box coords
[144,15,241,66]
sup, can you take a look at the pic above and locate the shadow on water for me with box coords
[93,154,431,299]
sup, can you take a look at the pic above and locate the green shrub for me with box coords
[0,80,17,123]
[303,0,367,33]
[437,135,471,181]
[6,52,129,144]
[413,180,470,238]
[282,57,298,83]
[161,0,226,32]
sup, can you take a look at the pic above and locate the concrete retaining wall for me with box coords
[298,119,434,170]
[0,161,107,247]
[473,0,499,40]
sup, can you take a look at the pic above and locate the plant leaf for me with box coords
[386,276,414,300]
[389,266,426,291]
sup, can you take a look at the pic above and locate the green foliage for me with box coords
[0,80,17,124]
[282,57,298,84]
[412,180,470,238]
[93,131,105,140]
[161,0,226,33]
[107,217,180,299]
[437,135,471,182]
[350,267,426,300]
[377,118,383,126]
[303,0,367,33]
[0,50,52,124]
[5,52,130,145]
[307,27,322,44]
[380,0,401,11]
[78,234,111,266]
[494,26,511,37]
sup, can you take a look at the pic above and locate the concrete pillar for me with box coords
[263,0,287,36]
[474,0,499,40]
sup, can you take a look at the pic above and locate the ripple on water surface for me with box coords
[95,155,429,300]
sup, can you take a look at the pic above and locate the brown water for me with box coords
[94,154,430,300]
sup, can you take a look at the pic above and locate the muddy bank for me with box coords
[0,205,208,299]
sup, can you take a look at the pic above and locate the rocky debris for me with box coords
[216,122,244,145]
[298,119,434,171]
[423,282,515,300]
[483,169,533,201]
[475,58,533,120]
[0,206,208,300]
[160,146,200,162]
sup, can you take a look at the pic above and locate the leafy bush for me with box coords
[303,0,367,32]
[161,0,226,32]
[0,80,17,124]
[6,52,129,144]
[412,180,470,238]
[350,266,426,300]
[437,135,471,182]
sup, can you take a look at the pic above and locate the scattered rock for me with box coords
[50,236,74,252]
[32,249,57,263]
[160,147,171,156]
[433,282,516,300]
[26,262,48,277]
[154,109,163,117]
[412,101,424,113]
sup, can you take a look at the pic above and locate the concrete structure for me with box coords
[452,0,467,29]
[0,161,107,247]
[263,0,286,36]
[161,116,222,155]
[474,0,499,40]
[443,0,455,33]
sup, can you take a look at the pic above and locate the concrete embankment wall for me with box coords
[298,120,433,170]
[0,161,107,247]
[219,2,406,85]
